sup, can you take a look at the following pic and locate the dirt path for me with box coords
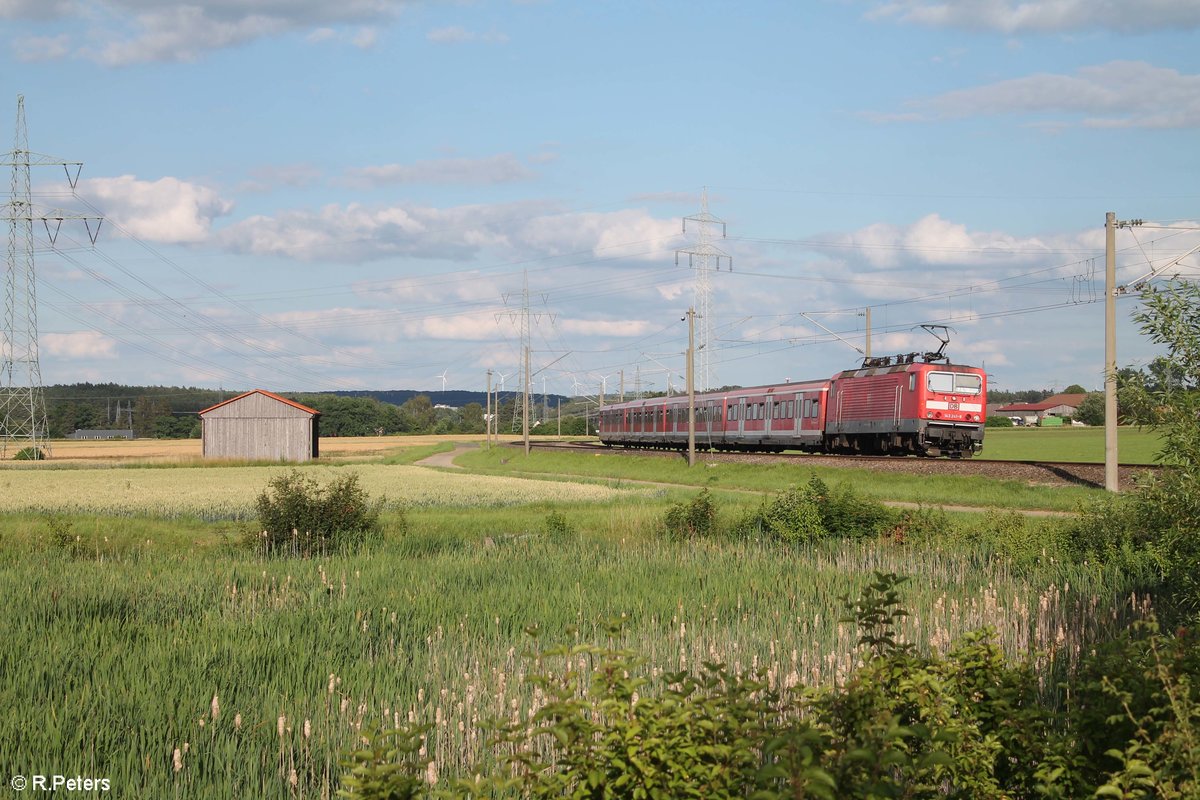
[413,443,478,469]
[410,448,1070,515]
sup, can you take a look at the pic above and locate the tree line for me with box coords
[44,386,592,439]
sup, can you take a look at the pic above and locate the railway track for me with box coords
[520,439,1159,491]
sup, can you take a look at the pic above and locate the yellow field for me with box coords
[0,435,622,518]
[23,433,523,464]
[0,461,637,518]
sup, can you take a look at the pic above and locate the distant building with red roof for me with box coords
[198,389,320,461]
[994,393,1088,422]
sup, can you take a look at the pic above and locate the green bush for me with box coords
[735,477,893,544]
[888,504,954,543]
[336,726,429,800]
[985,415,1015,427]
[805,475,893,538]
[13,445,45,460]
[253,470,383,557]
[542,510,577,545]
[660,488,717,541]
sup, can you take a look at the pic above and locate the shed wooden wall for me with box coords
[201,393,317,462]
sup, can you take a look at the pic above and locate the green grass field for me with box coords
[981,425,1164,464]
[0,441,1158,796]
[455,446,1103,512]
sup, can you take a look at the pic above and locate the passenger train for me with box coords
[597,344,987,458]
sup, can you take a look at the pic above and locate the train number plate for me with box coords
[948,402,960,410]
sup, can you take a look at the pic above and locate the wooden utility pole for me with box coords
[1104,211,1118,492]
[686,307,696,467]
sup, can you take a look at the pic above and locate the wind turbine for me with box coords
[437,370,448,392]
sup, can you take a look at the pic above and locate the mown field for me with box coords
[981,424,1164,464]
[0,437,1155,797]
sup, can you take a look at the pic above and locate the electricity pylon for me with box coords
[675,188,730,391]
[1,95,101,457]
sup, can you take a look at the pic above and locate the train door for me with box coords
[800,391,822,433]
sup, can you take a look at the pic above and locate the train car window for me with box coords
[954,374,982,394]
[909,373,916,392]
[810,399,819,418]
[927,372,955,393]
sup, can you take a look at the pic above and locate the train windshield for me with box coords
[927,371,982,395]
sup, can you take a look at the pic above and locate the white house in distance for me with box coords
[198,389,320,462]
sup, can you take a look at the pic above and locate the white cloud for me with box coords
[13,34,72,61]
[238,163,324,193]
[79,175,235,243]
[213,201,519,262]
[306,24,377,48]
[0,0,76,19]
[914,61,1200,129]
[7,0,410,64]
[213,201,680,265]
[559,319,656,337]
[514,209,681,260]
[866,0,1200,33]
[343,154,536,187]
[365,273,501,304]
[43,331,118,359]
[425,25,508,44]
[827,214,1062,270]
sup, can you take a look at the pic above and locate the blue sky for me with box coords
[3,0,1199,399]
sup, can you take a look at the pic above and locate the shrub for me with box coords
[736,477,892,544]
[254,470,383,557]
[13,445,45,460]
[985,415,1015,427]
[44,514,84,558]
[661,488,717,541]
[542,510,577,544]
[759,485,826,543]
[336,726,429,800]
[805,475,892,539]
[888,505,953,544]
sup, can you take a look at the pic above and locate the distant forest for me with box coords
[44,384,574,439]
[44,382,1087,440]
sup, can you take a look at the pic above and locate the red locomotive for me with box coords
[597,329,986,458]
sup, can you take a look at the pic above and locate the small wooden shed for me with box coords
[198,389,320,462]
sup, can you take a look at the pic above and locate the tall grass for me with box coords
[0,525,1151,797]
